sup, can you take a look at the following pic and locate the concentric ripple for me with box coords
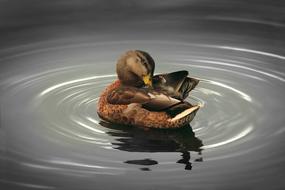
[1,40,285,189]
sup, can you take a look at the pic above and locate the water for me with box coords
[1,1,285,190]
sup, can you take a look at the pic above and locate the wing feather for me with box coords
[153,70,199,100]
[107,86,180,111]
[107,86,151,105]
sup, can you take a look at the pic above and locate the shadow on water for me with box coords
[100,121,203,170]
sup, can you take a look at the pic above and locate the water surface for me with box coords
[1,1,285,190]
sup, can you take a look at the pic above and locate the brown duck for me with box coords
[97,50,201,128]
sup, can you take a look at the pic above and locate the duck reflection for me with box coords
[100,121,203,170]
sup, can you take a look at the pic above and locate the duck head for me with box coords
[116,50,155,87]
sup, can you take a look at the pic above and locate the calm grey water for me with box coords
[1,1,285,190]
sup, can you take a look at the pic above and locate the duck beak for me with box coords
[143,74,152,87]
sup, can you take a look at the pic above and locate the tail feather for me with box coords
[169,105,200,122]
[178,77,199,100]
[165,102,192,117]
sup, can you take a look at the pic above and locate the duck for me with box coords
[97,50,201,129]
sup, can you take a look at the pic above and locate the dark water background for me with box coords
[1,1,285,189]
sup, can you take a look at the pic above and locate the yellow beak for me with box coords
[143,74,152,87]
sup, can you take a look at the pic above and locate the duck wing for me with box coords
[107,86,151,105]
[107,86,180,111]
[153,70,199,100]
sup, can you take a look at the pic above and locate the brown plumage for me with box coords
[97,50,201,129]
[97,80,200,128]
